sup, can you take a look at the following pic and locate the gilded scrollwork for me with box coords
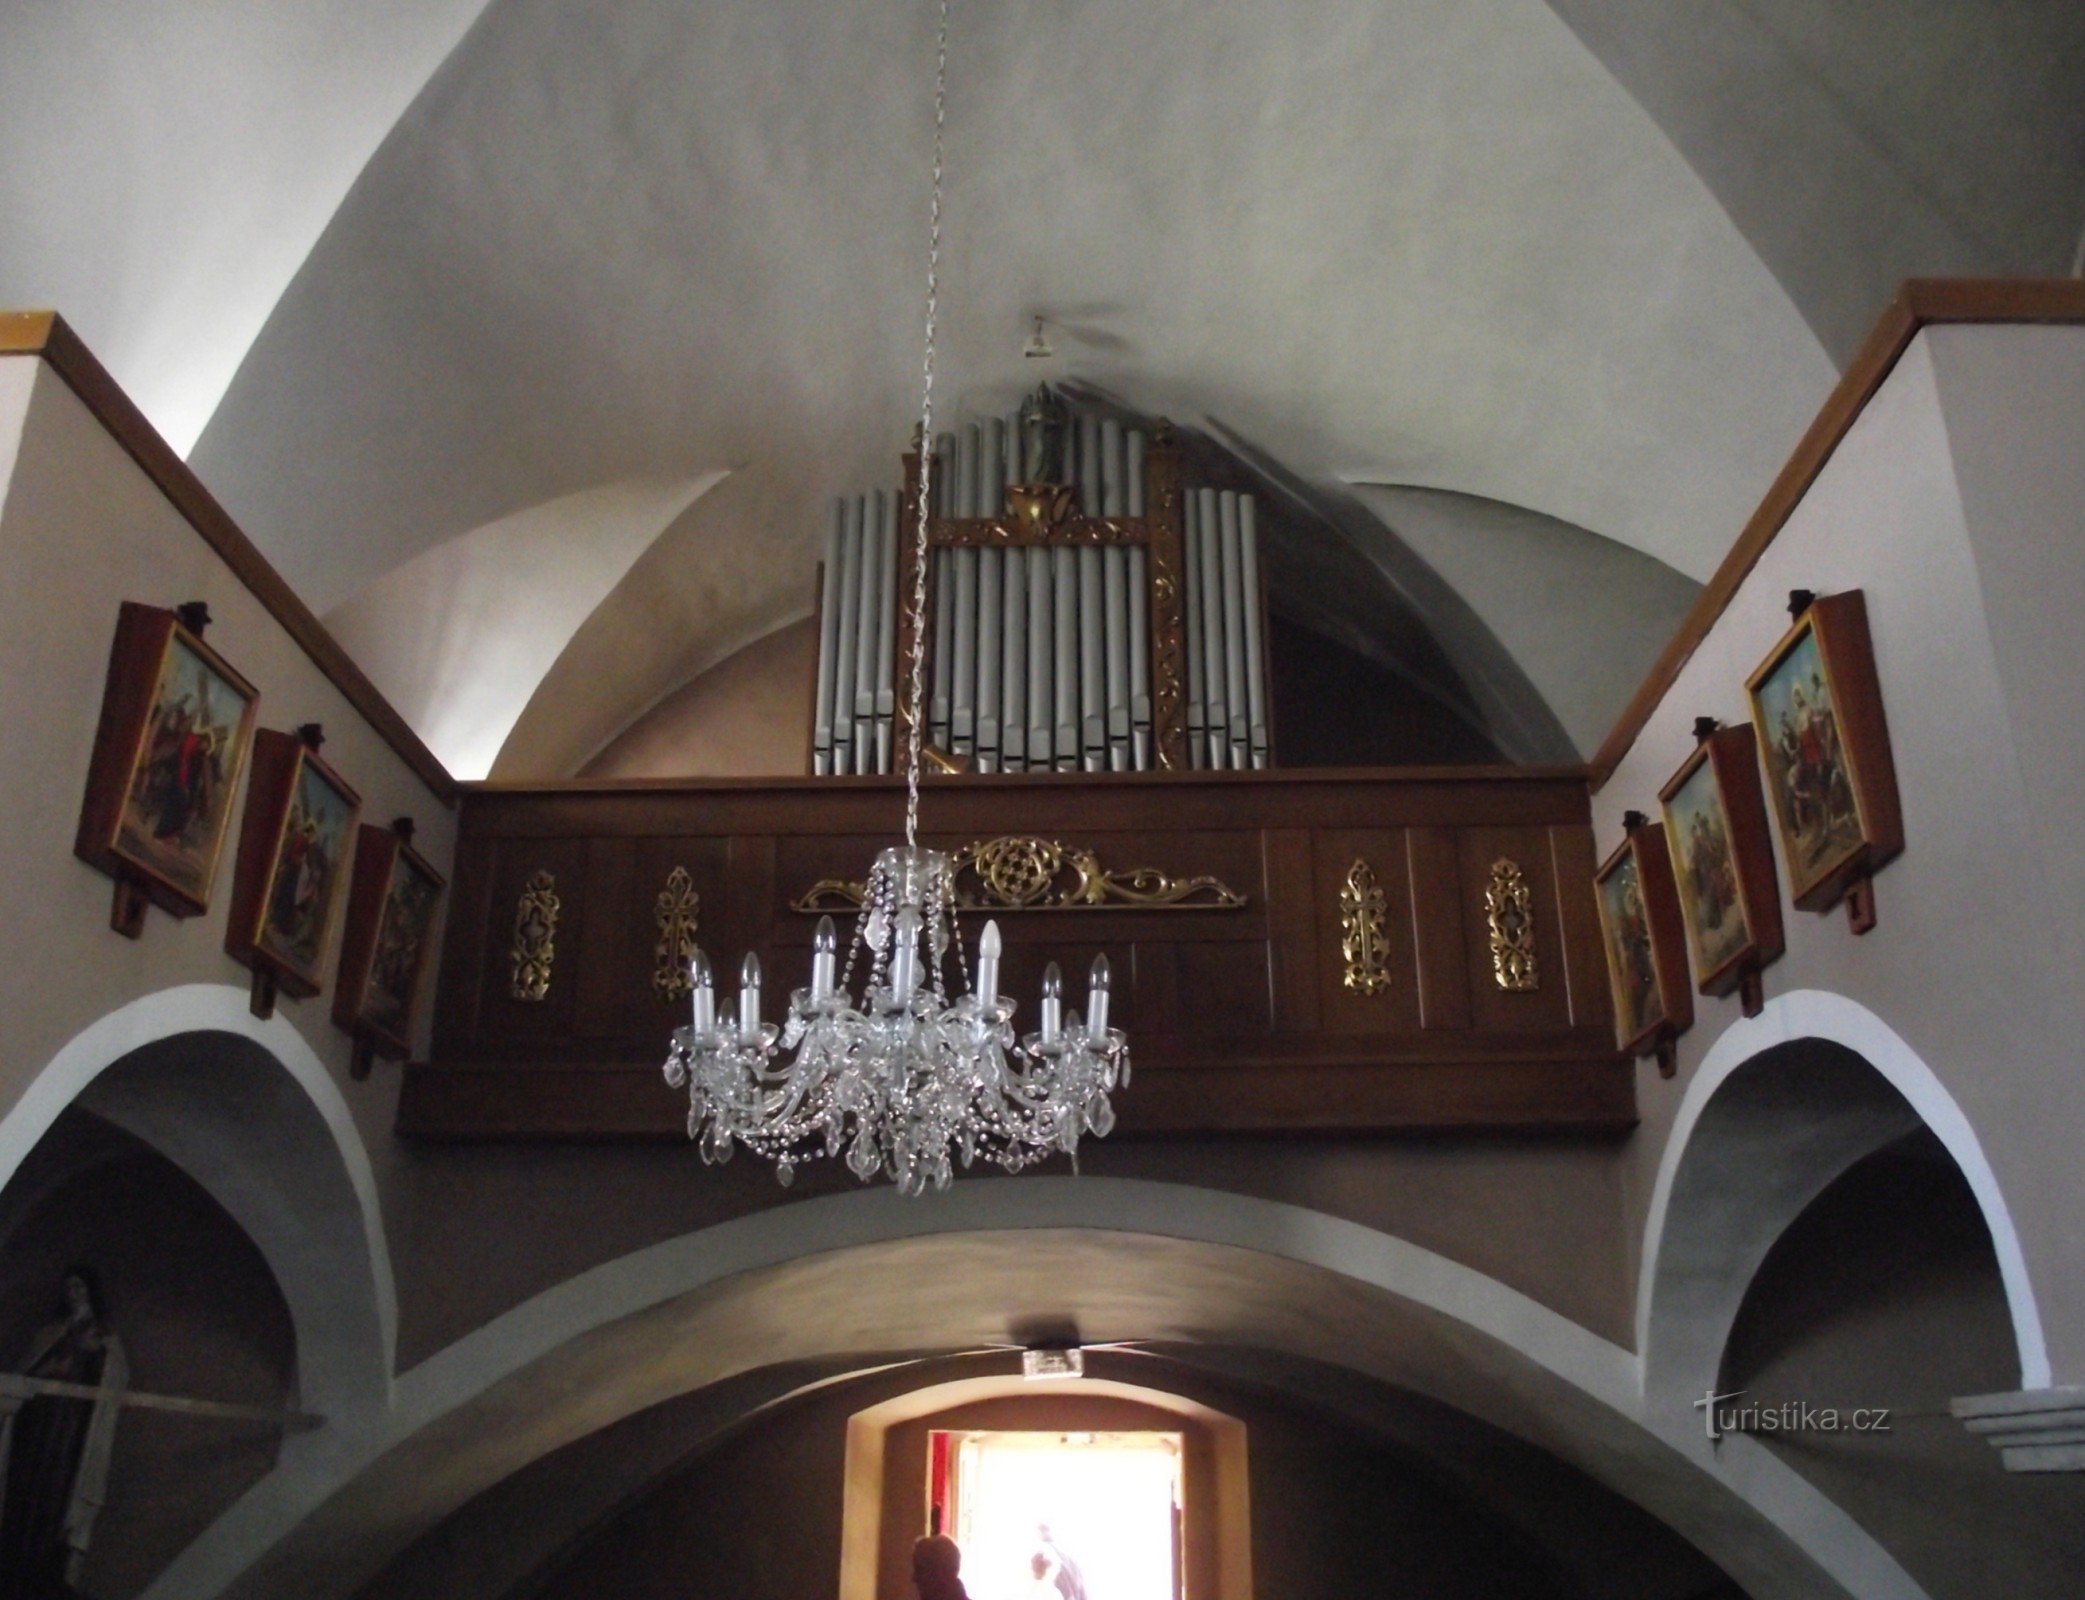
[792,835,1245,914]
[1339,857,1390,996]
[510,869,560,1002]
[652,866,702,1001]
[1486,857,1540,991]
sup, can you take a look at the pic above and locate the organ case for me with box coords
[810,393,1272,777]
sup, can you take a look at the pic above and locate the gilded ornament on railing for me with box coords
[510,869,560,1002]
[792,835,1245,914]
[1339,857,1390,996]
[652,866,702,1001]
[1486,857,1540,992]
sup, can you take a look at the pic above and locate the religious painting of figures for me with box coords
[225,730,362,1002]
[256,756,357,982]
[75,602,259,932]
[1594,820,1692,1068]
[1658,723,1783,1005]
[1750,626,1862,890]
[1596,849,1663,1046]
[1745,591,1903,916]
[1664,757,1747,976]
[333,822,446,1064]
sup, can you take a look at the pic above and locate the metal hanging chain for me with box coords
[903,0,951,850]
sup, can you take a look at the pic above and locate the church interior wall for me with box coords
[1716,1128,2085,1598]
[581,615,817,780]
[0,352,458,1283]
[1591,323,2085,1384]
[0,1108,296,1600]
[382,1132,1637,1371]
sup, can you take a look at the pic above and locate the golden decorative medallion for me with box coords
[653,866,702,1001]
[792,835,1245,914]
[510,869,560,1002]
[1486,857,1539,992]
[1339,857,1390,995]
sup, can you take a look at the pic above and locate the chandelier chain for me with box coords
[903,0,951,850]
[662,0,1127,1197]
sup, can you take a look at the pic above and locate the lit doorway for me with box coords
[931,1429,1184,1600]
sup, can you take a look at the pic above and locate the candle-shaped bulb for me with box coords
[891,907,923,1007]
[739,952,763,1040]
[690,947,715,1033]
[811,915,838,1002]
[1039,960,1063,1043]
[1086,953,1111,1036]
[976,919,1002,1005]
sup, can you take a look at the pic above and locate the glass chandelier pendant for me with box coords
[663,0,1129,1193]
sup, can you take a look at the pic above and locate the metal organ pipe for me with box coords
[829,492,862,775]
[930,437,954,752]
[875,488,899,772]
[1053,545,1078,769]
[1219,490,1249,771]
[1126,428,1152,771]
[950,427,979,759]
[813,499,845,775]
[1240,494,1269,769]
[1196,487,1227,770]
[1183,490,1206,768]
[1101,418,1130,771]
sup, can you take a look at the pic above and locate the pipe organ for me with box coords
[811,390,1271,775]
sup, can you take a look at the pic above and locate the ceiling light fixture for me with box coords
[664,0,1128,1195]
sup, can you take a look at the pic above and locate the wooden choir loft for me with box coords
[403,385,1631,1144]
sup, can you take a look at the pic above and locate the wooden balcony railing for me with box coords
[402,767,1633,1138]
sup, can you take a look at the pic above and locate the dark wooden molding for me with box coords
[1589,278,2085,791]
[0,309,455,804]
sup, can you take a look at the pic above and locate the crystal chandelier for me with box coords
[664,0,1128,1195]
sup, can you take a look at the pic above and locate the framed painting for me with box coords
[225,726,362,1015]
[1746,590,1903,931]
[1659,720,1785,1014]
[332,820,446,1075]
[1594,814,1693,1075]
[75,602,259,936]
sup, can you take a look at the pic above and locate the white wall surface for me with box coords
[1593,325,2085,1382]
[0,357,455,1234]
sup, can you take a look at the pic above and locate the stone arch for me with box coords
[0,983,396,1432]
[165,1181,1923,1600]
[1636,988,2051,1407]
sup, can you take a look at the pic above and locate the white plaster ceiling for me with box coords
[324,473,720,778]
[5,0,2079,775]
[0,1,492,454]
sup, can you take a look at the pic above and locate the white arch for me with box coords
[154,1180,1924,1600]
[0,983,398,1411]
[1637,987,2050,1390]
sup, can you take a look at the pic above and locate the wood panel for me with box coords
[403,769,1631,1137]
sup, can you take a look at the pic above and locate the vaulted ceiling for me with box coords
[5,1,2079,775]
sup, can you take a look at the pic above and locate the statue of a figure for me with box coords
[0,1270,128,1598]
[1017,383,1069,486]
